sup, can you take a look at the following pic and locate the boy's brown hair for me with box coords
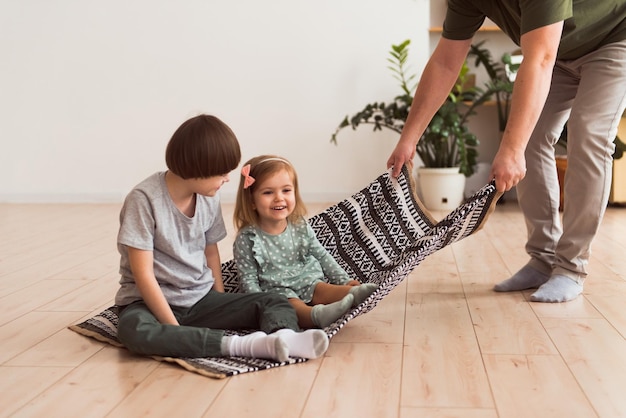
[234,155,307,230]
[165,114,241,179]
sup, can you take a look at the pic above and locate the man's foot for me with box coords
[494,264,550,292]
[530,274,583,303]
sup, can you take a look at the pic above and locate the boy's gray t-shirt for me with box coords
[114,172,227,308]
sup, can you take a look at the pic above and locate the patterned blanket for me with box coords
[69,166,500,378]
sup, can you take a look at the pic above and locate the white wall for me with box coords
[0,0,429,203]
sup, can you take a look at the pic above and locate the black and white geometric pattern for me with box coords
[69,165,499,378]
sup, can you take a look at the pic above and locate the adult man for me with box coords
[388,1,626,302]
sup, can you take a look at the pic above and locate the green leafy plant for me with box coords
[331,39,505,177]
[467,41,519,132]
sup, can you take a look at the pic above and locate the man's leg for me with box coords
[532,40,626,302]
[494,61,576,292]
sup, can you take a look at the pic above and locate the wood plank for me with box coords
[38,275,118,312]
[6,327,106,368]
[109,364,226,417]
[400,407,498,418]
[205,361,320,418]
[463,275,557,355]
[0,366,71,418]
[542,317,626,417]
[10,347,159,418]
[331,279,407,345]
[301,342,402,418]
[402,291,493,408]
[483,354,596,417]
[0,279,91,326]
[0,311,87,364]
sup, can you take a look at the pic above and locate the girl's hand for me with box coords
[346,280,361,287]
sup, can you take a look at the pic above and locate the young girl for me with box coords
[115,115,328,362]
[233,155,378,329]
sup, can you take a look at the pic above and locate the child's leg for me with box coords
[289,298,317,329]
[312,282,379,307]
[348,283,378,306]
[310,282,351,304]
[221,331,289,362]
[119,295,326,361]
[201,293,330,360]
[290,296,354,328]
[289,297,354,328]
[185,290,300,333]
[117,301,225,358]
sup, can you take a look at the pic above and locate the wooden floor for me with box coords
[1,200,626,418]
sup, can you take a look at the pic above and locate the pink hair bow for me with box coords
[241,164,255,189]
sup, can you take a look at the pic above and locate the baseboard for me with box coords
[0,191,348,205]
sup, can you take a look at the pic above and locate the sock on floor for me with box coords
[349,283,379,307]
[274,328,329,359]
[530,274,583,303]
[221,331,289,362]
[493,263,550,292]
[311,293,354,328]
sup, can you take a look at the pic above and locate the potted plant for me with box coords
[331,39,501,210]
[463,41,520,202]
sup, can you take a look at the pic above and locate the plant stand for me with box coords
[610,117,626,204]
[556,155,567,211]
[610,155,626,204]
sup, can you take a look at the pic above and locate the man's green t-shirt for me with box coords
[442,0,626,60]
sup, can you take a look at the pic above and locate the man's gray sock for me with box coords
[530,274,583,303]
[494,264,550,292]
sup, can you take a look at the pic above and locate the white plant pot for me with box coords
[417,167,466,211]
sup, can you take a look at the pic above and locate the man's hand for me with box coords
[387,139,416,178]
[490,147,527,192]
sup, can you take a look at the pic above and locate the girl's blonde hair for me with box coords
[234,155,307,230]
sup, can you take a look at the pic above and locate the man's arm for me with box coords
[127,247,179,325]
[490,21,563,192]
[388,37,473,177]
